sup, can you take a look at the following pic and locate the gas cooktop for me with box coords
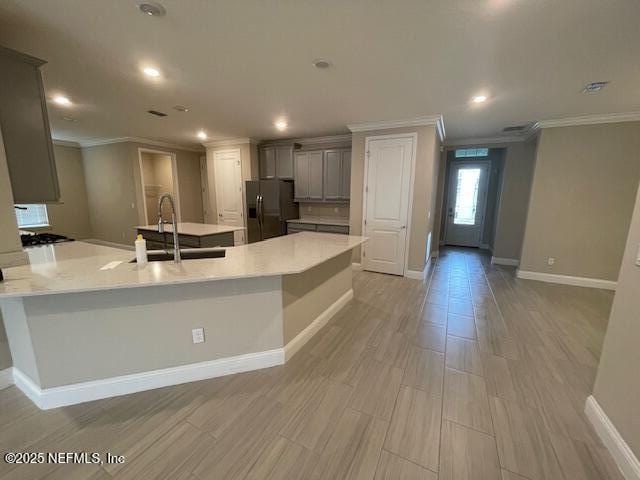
[21,233,75,247]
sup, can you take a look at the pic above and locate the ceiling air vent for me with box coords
[147,110,167,117]
[503,125,527,133]
[582,81,609,93]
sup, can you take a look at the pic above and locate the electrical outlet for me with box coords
[334,207,339,213]
[547,257,555,266]
[307,206,312,213]
[635,243,640,266]
[192,328,205,344]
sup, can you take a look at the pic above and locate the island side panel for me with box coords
[1,298,41,385]
[281,250,353,347]
[20,276,283,389]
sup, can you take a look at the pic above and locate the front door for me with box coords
[362,135,415,275]
[211,149,245,244]
[444,161,490,247]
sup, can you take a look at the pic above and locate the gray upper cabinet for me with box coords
[308,151,323,200]
[259,146,276,179]
[294,148,351,202]
[294,151,323,201]
[293,152,309,199]
[275,145,294,179]
[339,149,351,200]
[323,150,342,200]
[0,47,60,203]
[259,143,295,179]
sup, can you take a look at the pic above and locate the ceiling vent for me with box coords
[503,125,527,133]
[147,110,167,117]
[582,81,609,93]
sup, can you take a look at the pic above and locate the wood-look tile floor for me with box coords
[0,248,625,479]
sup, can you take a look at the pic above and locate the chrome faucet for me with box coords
[157,193,181,263]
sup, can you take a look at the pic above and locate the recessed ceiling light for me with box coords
[582,81,609,93]
[173,105,189,112]
[197,130,207,140]
[53,95,72,106]
[312,59,332,69]
[274,120,288,131]
[143,66,161,78]
[136,1,166,16]
[472,95,488,104]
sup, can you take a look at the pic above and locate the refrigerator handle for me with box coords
[257,195,264,240]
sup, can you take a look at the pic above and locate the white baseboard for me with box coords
[516,269,617,290]
[491,256,520,267]
[0,367,14,390]
[283,288,353,361]
[13,348,285,410]
[82,239,135,251]
[405,259,430,281]
[352,262,363,271]
[585,396,640,480]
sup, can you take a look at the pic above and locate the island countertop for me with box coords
[136,222,244,236]
[0,232,367,299]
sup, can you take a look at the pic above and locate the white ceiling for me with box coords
[0,0,638,148]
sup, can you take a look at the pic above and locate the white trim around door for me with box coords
[361,133,417,276]
[137,147,181,225]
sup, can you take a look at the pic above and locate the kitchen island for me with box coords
[136,222,244,248]
[0,232,366,409]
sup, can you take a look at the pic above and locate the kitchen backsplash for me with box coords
[299,203,350,219]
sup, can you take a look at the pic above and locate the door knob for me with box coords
[401,225,406,230]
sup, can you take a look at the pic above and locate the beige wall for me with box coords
[593,183,640,457]
[520,123,640,280]
[492,139,537,260]
[43,145,92,239]
[349,125,440,271]
[83,142,204,245]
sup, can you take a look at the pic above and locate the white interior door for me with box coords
[362,135,415,275]
[444,161,490,247]
[210,149,245,244]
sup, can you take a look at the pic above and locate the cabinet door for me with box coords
[293,152,309,199]
[323,150,341,200]
[340,150,352,199]
[308,151,324,200]
[259,147,276,179]
[0,48,59,203]
[275,145,294,179]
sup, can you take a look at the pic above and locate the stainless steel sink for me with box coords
[130,249,226,263]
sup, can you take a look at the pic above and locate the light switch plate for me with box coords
[547,257,555,266]
[192,328,205,344]
[636,243,640,266]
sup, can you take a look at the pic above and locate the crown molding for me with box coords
[347,115,445,135]
[444,135,529,148]
[202,137,258,148]
[79,136,204,152]
[52,139,81,148]
[537,111,640,129]
[291,134,352,146]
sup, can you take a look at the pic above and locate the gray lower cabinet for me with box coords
[287,222,349,235]
[294,148,351,202]
[0,47,60,203]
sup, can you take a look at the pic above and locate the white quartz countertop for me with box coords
[0,232,367,298]
[286,217,350,227]
[136,222,244,236]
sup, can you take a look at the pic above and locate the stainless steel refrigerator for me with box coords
[245,180,298,243]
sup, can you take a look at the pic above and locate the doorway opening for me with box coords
[138,148,180,226]
[441,148,504,249]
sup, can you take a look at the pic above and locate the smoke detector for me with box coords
[136,1,166,17]
[582,81,609,94]
[312,59,332,69]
